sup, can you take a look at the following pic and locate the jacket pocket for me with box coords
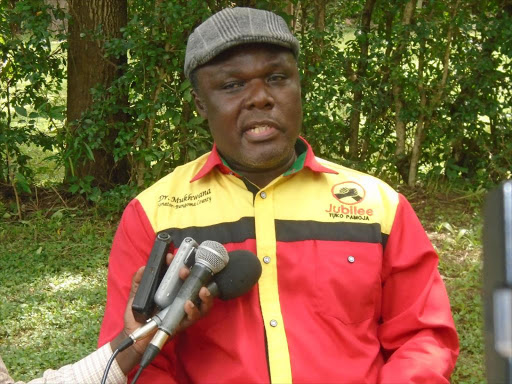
[313,241,382,324]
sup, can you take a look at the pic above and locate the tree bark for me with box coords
[408,0,459,186]
[391,0,415,182]
[360,10,394,162]
[408,39,427,186]
[347,0,376,160]
[67,0,129,188]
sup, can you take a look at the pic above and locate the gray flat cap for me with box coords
[184,7,299,79]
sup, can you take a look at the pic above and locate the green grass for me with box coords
[0,209,116,382]
[406,186,484,383]
[0,187,484,382]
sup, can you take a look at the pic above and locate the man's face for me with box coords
[192,44,302,176]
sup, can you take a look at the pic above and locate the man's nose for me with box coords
[244,79,274,110]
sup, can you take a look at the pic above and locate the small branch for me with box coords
[34,185,39,210]
[44,201,58,218]
[4,78,22,219]
[5,84,12,185]
[5,149,22,220]
[13,181,22,220]
[51,186,69,208]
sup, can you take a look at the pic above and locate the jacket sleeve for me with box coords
[97,199,178,384]
[378,194,459,384]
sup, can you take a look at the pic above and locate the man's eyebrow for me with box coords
[217,60,290,76]
[204,67,245,82]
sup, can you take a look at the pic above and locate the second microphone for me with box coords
[140,240,229,368]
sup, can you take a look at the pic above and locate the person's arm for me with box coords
[16,343,124,384]
[97,199,177,383]
[109,264,212,377]
[98,199,213,383]
[378,194,459,384]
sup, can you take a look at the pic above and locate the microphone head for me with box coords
[196,240,229,273]
[213,250,262,300]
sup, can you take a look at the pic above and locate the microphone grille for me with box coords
[196,241,229,273]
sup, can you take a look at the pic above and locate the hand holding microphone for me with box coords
[107,239,262,383]
[106,240,223,382]
[116,238,214,356]
[120,246,263,353]
[139,240,230,368]
[107,252,209,375]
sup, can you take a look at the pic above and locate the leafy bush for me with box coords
[3,0,511,201]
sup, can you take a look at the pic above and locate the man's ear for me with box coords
[192,90,207,118]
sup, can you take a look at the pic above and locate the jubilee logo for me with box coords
[327,181,373,220]
[331,181,365,205]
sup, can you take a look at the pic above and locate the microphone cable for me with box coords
[128,248,261,383]
[101,348,120,384]
[131,366,144,384]
[101,337,134,384]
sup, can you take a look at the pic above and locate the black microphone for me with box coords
[117,249,261,352]
[139,240,229,367]
[131,232,172,322]
[206,249,262,300]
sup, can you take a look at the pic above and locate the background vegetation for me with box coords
[1,0,510,202]
[0,0,509,382]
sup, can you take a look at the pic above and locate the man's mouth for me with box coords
[247,125,273,134]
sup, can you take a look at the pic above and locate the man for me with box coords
[98,7,459,383]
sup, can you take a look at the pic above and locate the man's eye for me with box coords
[268,74,285,82]
[222,82,243,90]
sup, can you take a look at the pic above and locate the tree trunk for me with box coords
[391,0,416,182]
[347,0,376,160]
[67,0,129,188]
[408,40,427,186]
[314,0,326,35]
[285,1,298,32]
[311,0,326,66]
[408,0,459,186]
[299,1,309,137]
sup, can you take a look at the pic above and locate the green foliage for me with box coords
[93,183,139,220]
[3,0,511,200]
[62,0,216,190]
[0,0,67,192]
[0,0,509,207]
[67,175,102,201]
[297,0,511,187]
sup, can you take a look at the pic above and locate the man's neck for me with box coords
[240,171,282,190]
[233,154,297,190]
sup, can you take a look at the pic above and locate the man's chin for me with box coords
[239,154,294,172]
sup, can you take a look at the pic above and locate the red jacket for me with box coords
[98,138,458,383]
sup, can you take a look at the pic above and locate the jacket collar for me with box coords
[190,136,338,182]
